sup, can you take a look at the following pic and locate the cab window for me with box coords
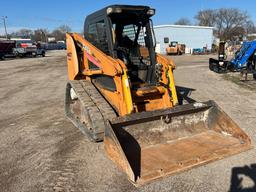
[87,20,109,54]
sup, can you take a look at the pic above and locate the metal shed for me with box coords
[154,24,214,54]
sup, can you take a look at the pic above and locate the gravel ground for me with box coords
[0,51,255,192]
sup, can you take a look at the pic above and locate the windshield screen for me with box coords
[112,22,148,48]
[170,42,177,47]
[109,13,156,82]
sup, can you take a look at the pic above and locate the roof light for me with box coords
[115,8,122,13]
[107,7,113,15]
[107,7,122,15]
[147,9,155,15]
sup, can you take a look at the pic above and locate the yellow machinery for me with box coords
[166,41,186,55]
[65,5,251,186]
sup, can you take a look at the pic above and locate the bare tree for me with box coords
[10,28,33,38]
[51,29,64,41]
[51,25,72,41]
[58,25,72,33]
[33,29,49,42]
[195,8,253,40]
[195,9,216,27]
[217,8,250,40]
[8,25,72,42]
[174,18,191,25]
[245,20,256,34]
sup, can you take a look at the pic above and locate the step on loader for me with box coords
[65,5,252,186]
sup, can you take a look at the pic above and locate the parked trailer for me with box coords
[0,40,16,60]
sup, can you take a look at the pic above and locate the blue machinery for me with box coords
[209,41,256,79]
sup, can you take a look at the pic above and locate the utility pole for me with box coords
[41,30,47,43]
[2,16,8,39]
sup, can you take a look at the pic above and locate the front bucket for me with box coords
[104,101,252,186]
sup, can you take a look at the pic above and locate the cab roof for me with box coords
[85,5,154,21]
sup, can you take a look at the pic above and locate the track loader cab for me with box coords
[84,5,157,85]
[83,5,177,114]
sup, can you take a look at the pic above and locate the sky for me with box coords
[0,0,256,35]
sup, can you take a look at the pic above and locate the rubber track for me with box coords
[80,80,116,122]
[65,80,116,142]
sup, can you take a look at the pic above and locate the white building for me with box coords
[154,24,214,54]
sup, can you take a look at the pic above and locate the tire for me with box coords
[42,51,45,57]
[0,54,5,60]
[209,58,222,73]
[13,51,19,57]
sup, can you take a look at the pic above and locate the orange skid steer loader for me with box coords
[65,5,251,186]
